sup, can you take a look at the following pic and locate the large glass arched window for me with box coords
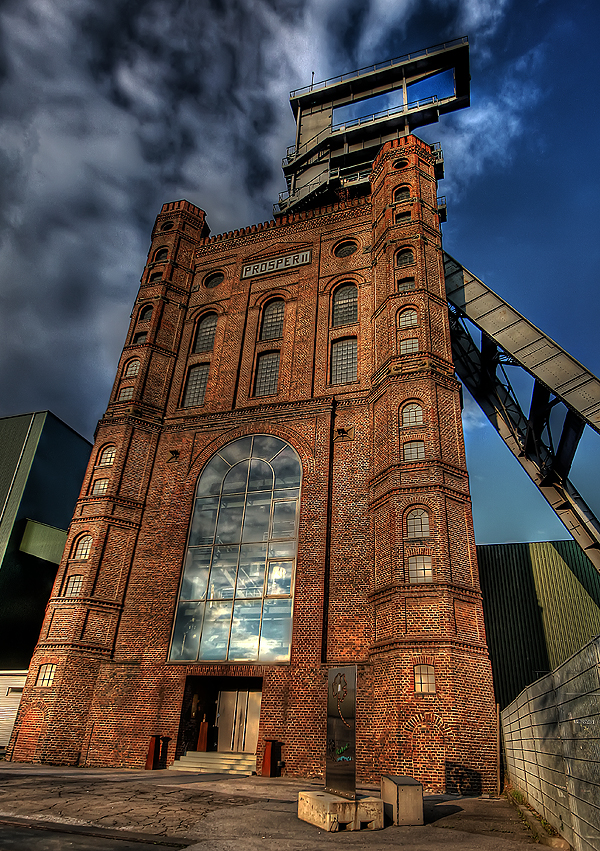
[169,435,302,664]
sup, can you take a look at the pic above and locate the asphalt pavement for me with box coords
[0,762,540,851]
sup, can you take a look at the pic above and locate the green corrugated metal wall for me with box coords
[477,540,600,708]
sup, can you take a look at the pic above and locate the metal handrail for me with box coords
[289,37,468,99]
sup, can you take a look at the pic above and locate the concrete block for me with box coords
[381,775,424,825]
[298,791,384,831]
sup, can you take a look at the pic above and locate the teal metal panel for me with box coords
[19,520,67,565]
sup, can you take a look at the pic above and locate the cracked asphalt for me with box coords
[0,763,539,850]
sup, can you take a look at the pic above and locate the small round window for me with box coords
[204,271,224,289]
[334,240,358,258]
[393,159,409,170]
[161,221,174,231]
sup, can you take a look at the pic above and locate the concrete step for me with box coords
[169,751,257,775]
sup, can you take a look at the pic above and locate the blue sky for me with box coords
[0,0,598,544]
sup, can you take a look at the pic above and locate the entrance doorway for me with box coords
[176,676,263,759]
[216,690,261,753]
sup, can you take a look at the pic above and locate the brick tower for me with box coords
[9,41,498,792]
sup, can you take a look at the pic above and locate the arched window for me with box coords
[414,664,436,693]
[64,575,84,596]
[331,338,357,385]
[73,535,92,560]
[260,300,285,341]
[98,445,116,466]
[332,284,358,326]
[402,404,423,427]
[133,332,147,345]
[398,309,418,328]
[183,364,210,407]
[408,555,432,584]
[400,338,419,355]
[153,247,168,262]
[169,435,302,663]
[393,185,410,202]
[194,313,218,353]
[396,248,414,268]
[124,359,140,378]
[91,479,109,495]
[403,441,425,461]
[407,508,429,538]
[254,352,280,396]
[139,305,153,322]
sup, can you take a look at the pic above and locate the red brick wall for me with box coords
[9,141,498,791]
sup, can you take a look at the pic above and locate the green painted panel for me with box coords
[19,520,67,565]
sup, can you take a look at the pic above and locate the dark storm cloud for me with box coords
[1,0,597,546]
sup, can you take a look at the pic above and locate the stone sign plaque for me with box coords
[325,665,356,799]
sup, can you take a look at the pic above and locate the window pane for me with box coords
[222,460,249,494]
[124,360,140,377]
[407,508,429,538]
[219,437,252,465]
[261,300,285,340]
[254,352,280,396]
[331,338,357,384]
[396,249,414,267]
[228,600,262,660]
[415,664,436,693]
[272,447,302,489]
[170,601,204,661]
[65,575,83,596]
[332,285,358,326]
[189,498,219,546]
[409,555,433,583]
[398,278,415,292]
[118,387,134,401]
[36,664,56,687]
[402,404,423,427]
[241,491,271,543]
[398,309,418,328]
[92,479,108,495]
[183,364,209,407]
[268,540,296,559]
[74,536,92,559]
[98,446,116,466]
[258,598,293,662]
[194,314,217,353]
[404,441,425,461]
[252,435,285,461]
[247,459,273,491]
[198,601,232,660]
[196,454,231,497]
[266,561,294,596]
[236,543,267,598]
[394,186,410,201]
[207,546,238,599]
[181,548,211,600]
[215,495,245,544]
[400,338,419,354]
[271,501,296,539]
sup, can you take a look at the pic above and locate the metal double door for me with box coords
[216,690,261,753]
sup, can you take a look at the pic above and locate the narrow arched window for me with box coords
[124,359,140,378]
[139,305,153,322]
[403,441,425,461]
[408,555,433,584]
[402,404,423,427]
[394,185,410,202]
[169,435,301,663]
[331,338,357,385]
[153,247,168,262]
[396,248,414,268]
[73,535,92,560]
[398,309,418,328]
[98,445,116,466]
[332,284,358,326]
[407,508,429,538]
[260,300,285,340]
[183,364,210,407]
[415,664,435,693]
[194,313,218,353]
